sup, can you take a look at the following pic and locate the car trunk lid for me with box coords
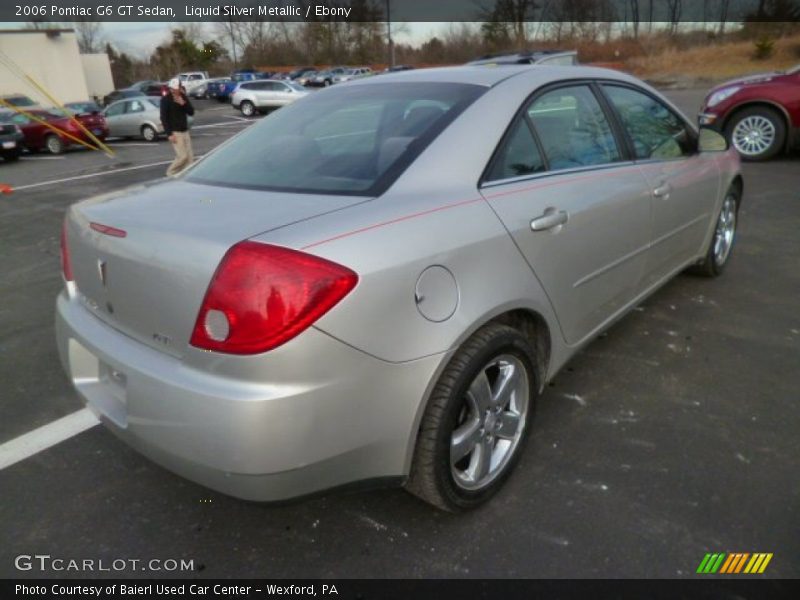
[66,179,367,358]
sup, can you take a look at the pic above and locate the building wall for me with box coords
[0,30,90,104]
[80,53,115,100]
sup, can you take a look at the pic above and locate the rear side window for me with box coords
[528,85,620,171]
[602,85,695,160]
[486,119,545,181]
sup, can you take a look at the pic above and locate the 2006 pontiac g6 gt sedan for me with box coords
[56,66,741,511]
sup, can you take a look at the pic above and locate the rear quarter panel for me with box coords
[251,71,584,369]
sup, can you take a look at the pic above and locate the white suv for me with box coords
[231,80,309,116]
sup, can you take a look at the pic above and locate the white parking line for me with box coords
[108,143,160,147]
[0,408,99,470]
[193,120,253,130]
[206,106,230,111]
[222,114,251,122]
[11,159,173,191]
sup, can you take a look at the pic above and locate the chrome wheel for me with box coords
[46,135,63,154]
[142,125,156,142]
[732,115,776,157]
[450,354,530,491]
[241,101,254,116]
[713,194,737,266]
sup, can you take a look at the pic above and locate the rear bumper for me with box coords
[55,290,441,501]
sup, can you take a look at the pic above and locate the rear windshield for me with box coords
[186,82,484,196]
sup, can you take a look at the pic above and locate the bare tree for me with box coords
[666,0,682,35]
[215,18,243,67]
[718,0,731,35]
[74,19,103,53]
[629,0,641,39]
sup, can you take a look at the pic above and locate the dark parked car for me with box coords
[306,67,349,87]
[699,65,800,161]
[64,101,103,115]
[215,71,266,102]
[0,93,39,109]
[287,67,316,80]
[1,108,108,154]
[384,64,415,73]
[0,116,25,162]
[102,89,148,107]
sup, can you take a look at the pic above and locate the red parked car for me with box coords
[699,65,800,161]
[0,108,109,154]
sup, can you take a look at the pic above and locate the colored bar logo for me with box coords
[697,553,773,574]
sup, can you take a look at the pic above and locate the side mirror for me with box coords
[698,128,729,152]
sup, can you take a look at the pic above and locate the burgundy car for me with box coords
[1,109,109,155]
[699,65,800,160]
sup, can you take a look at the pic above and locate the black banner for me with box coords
[3,0,800,23]
[3,579,800,600]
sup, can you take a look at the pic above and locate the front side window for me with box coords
[603,85,695,160]
[486,119,545,182]
[186,82,484,195]
[528,85,620,171]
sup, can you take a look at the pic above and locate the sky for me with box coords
[0,21,442,58]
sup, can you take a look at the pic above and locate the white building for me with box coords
[0,29,115,105]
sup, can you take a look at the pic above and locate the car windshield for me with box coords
[186,82,485,196]
[288,82,306,92]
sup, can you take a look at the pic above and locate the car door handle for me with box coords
[530,208,569,231]
[653,183,672,198]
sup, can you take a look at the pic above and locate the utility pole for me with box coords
[386,0,395,67]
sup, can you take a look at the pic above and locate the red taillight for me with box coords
[190,242,358,355]
[60,218,73,282]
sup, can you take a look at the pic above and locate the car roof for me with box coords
[347,64,636,89]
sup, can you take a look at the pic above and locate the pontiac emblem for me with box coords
[97,259,107,286]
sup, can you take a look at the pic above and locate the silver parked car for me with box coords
[57,66,741,511]
[231,80,309,116]
[333,67,373,84]
[103,97,164,141]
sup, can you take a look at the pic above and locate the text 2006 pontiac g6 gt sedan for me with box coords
[57,66,741,511]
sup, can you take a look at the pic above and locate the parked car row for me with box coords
[0,93,193,159]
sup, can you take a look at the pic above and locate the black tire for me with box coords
[724,106,786,161]
[406,323,537,511]
[141,125,157,142]
[690,184,741,277]
[45,134,64,155]
[240,100,256,117]
[2,149,21,162]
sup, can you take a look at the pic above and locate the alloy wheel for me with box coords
[732,115,776,157]
[713,194,737,266]
[450,354,530,491]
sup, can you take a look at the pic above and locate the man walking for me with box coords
[161,78,195,177]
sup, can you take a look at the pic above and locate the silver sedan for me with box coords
[103,97,164,141]
[56,66,741,511]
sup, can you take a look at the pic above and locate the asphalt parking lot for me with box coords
[0,91,798,579]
